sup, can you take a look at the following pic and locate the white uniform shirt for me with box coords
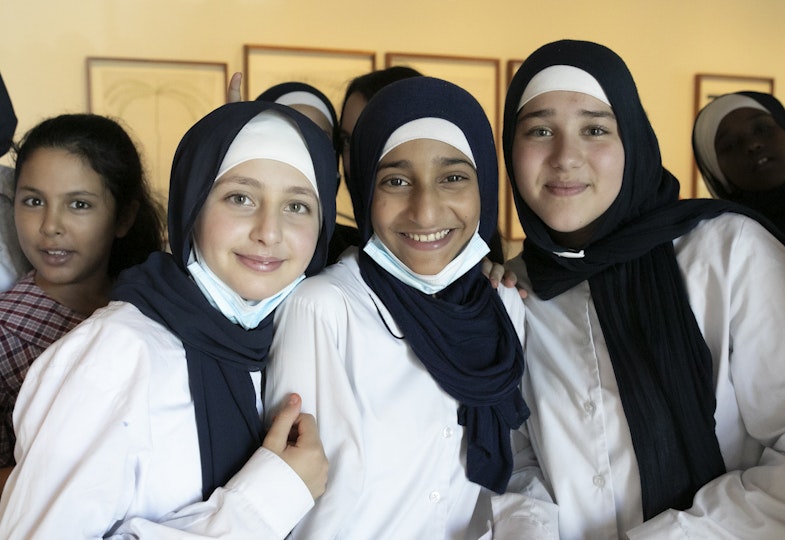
[267,249,554,539]
[507,214,785,539]
[0,301,314,539]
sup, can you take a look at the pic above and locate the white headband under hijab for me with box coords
[517,65,610,112]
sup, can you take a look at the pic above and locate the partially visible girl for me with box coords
[693,91,785,233]
[0,114,165,476]
[0,101,335,538]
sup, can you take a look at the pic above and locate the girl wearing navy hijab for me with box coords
[0,101,336,539]
[502,39,785,538]
[267,77,535,539]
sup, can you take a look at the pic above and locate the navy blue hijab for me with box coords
[113,101,337,499]
[349,77,528,494]
[256,81,339,156]
[503,40,783,519]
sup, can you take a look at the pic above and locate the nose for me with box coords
[250,207,283,245]
[549,133,584,170]
[407,184,439,227]
[40,206,63,237]
[746,136,763,154]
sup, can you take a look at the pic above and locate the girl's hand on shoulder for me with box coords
[481,258,528,299]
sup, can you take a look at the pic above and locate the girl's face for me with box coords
[371,138,480,275]
[512,90,625,248]
[715,107,785,192]
[193,158,320,301]
[14,147,130,293]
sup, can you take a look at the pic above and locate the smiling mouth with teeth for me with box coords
[404,229,450,242]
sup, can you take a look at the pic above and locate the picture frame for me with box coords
[87,57,228,201]
[504,59,525,240]
[384,52,515,237]
[244,44,376,225]
[692,73,775,198]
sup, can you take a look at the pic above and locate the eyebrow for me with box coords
[16,185,101,198]
[377,156,475,171]
[216,175,318,198]
[517,108,616,123]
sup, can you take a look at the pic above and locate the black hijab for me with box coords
[503,40,783,519]
[349,77,528,494]
[0,73,16,157]
[693,91,785,234]
[113,101,337,499]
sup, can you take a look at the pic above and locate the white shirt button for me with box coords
[583,401,596,416]
[442,426,453,438]
[429,490,441,503]
[593,475,605,488]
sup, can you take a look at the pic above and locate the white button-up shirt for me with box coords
[507,214,785,539]
[0,302,314,539]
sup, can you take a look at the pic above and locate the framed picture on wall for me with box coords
[244,44,376,226]
[692,73,775,198]
[87,57,228,202]
[504,59,525,240]
[384,52,517,238]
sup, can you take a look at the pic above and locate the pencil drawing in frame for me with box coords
[87,57,228,202]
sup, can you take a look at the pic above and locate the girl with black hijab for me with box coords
[502,39,785,538]
[693,91,785,234]
[266,77,540,538]
[0,101,336,539]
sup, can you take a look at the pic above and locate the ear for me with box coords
[115,200,140,239]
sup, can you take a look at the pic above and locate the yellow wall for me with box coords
[2,0,784,203]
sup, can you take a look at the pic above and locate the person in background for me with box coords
[326,67,425,264]
[502,39,785,538]
[267,77,548,539]
[0,101,335,538]
[0,113,165,484]
[0,73,30,292]
[693,91,785,233]
[255,81,338,145]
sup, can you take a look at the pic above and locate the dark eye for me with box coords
[227,193,252,206]
[21,197,43,207]
[286,201,312,215]
[587,126,608,136]
[70,200,91,210]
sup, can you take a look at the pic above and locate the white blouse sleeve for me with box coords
[114,448,314,539]
[490,284,560,539]
[0,307,313,540]
[628,216,785,538]
[267,278,365,540]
